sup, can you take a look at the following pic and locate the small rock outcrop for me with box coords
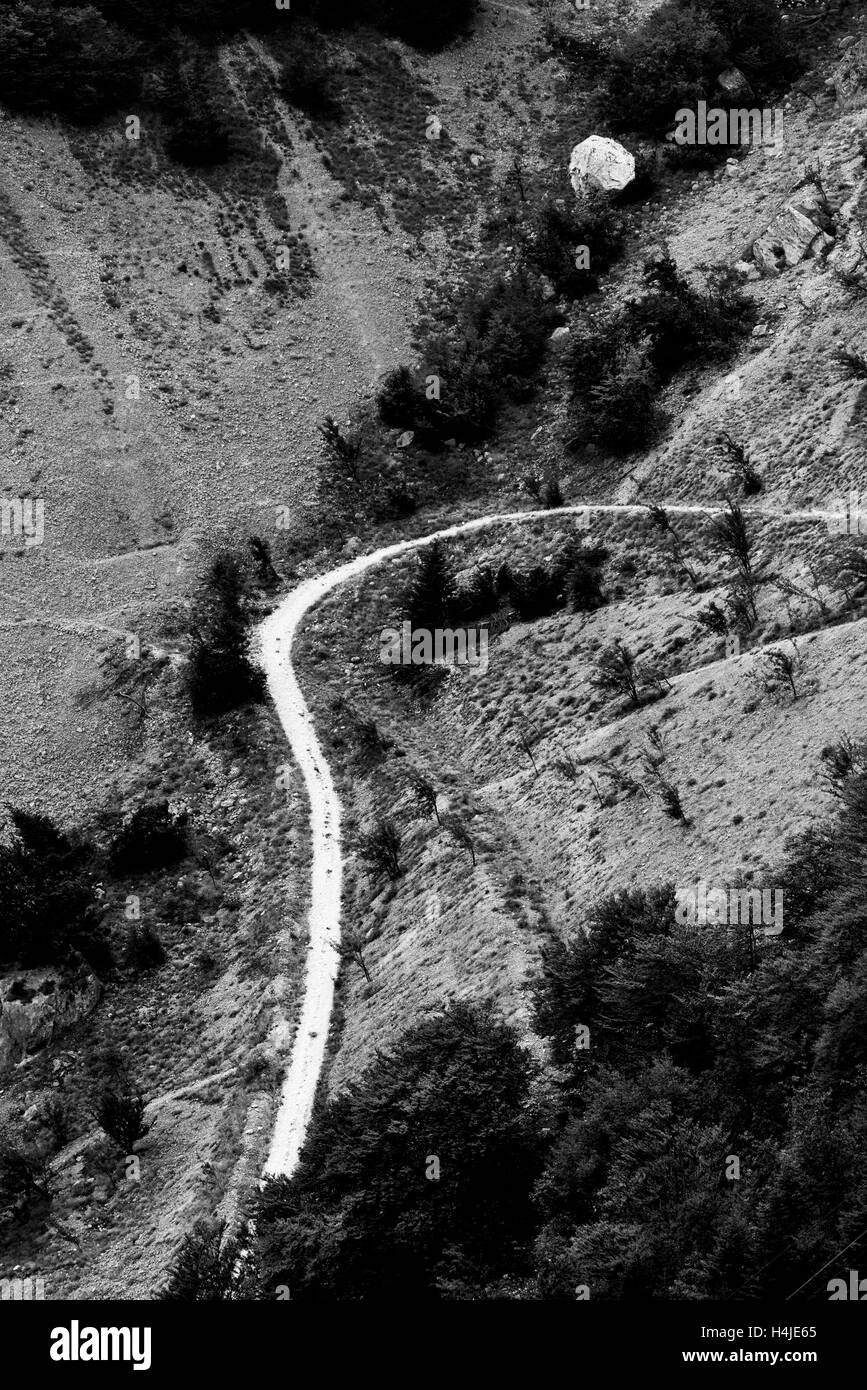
[0,966,102,1073]
[716,67,754,103]
[750,179,836,277]
[828,35,867,111]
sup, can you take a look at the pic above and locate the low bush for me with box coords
[599,0,797,137]
[0,1131,53,1210]
[123,922,167,972]
[0,810,104,971]
[569,253,755,453]
[378,271,555,443]
[278,30,338,117]
[525,194,625,300]
[160,1219,254,1300]
[108,800,190,877]
[94,1079,148,1152]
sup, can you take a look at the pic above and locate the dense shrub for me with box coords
[379,0,478,49]
[94,1078,148,1151]
[585,344,665,452]
[636,254,756,373]
[0,0,480,131]
[599,0,797,136]
[123,922,167,972]
[108,800,190,877]
[569,253,755,453]
[161,1219,254,1300]
[278,30,338,117]
[162,42,233,166]
[603,5,725,133]
[399,538,605,647]
[293,0,478,49]
[256,1002,541,1299]
[0,2,141,122]
[526,194,625,300]
[0,810,104,971]
[242,748,867,1301]
[186,551,266,719]
[529,767,867,1299]
[379,272,555,443]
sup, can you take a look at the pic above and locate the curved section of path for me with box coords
[258,499,838,1177]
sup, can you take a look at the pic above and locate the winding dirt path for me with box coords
[257,498,840,1177]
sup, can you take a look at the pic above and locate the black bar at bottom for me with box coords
[2,1300,863,1379]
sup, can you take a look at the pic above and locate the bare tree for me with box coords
[359,818,402,881]
[712,495,760,626]
[552,750,580,782]
[824,541,867,607]
[647,505,699,585]
[515,722,541,776]
[586,772,607,809]
[592,639,642,707]
[406,770,440,825]
[644,725,668,766]
[333,925,372,983]
[715,434,762,497]
[831,238,867,299]
[641,751,686,823]
[774,565,830,620]
[0,1132,54,1209]
[317,415,363,480]
[758,645,800,702]
[192,821,231,889]
[598,757,646,801]
[441,813,476,867]
[819,732,867,797]
[79,645,162,733]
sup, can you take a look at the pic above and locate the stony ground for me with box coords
[2,0,866,1297]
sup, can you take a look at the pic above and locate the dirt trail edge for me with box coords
[257,499,838,1177]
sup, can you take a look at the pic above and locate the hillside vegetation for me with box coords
[2,0,867,1302]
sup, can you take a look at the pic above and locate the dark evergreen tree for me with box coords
[186,551,266,719]
[0,810,102,970]
[406,540,456,632]
[256,1002,542,1299]
[161,1219,254,1300]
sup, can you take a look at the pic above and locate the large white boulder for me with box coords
[569,136,635,195]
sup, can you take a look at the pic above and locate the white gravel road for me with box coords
[257,499,838,1177]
